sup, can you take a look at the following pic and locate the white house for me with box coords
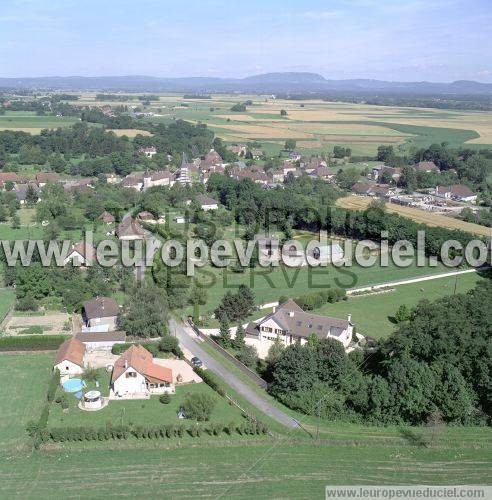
[53,337,85,379]
[64,241,96,267]
[308,243,345,264]
[196,194,219,211]
[76,331,126,352]
[143,171,172,191]
[245,299,353,350]
[435,185,477,203]
[110,345,175,399]
[115,216,147,240]
[139,147,157,158]
[83,296,119,332]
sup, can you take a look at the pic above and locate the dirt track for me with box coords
[336,196,491,237]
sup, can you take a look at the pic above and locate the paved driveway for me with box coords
[169,318,299,430]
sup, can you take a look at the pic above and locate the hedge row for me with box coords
[193,367,226,397]
[31,420,269,444]
[292,287,346,311]
[0,335,69,351]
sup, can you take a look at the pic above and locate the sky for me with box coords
[0,0,491,82]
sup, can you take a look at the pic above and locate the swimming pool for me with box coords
[62,378,86,393]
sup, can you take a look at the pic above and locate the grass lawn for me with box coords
[0,352,53,453]
[314,271,485,338]
[0,223,44,240]
[2,437,491,498]
[48,379,244,429]
[191,256,452,315]
[1,352,491,496]
[0,287,15,320]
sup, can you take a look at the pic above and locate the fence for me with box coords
[187,319,268,389]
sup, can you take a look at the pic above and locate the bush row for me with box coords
[111,336,183,358]
[291,287,346,311]
[193,366,226,397]
[31,420,269,443]
[0,334,69,351]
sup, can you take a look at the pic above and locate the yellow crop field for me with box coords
[336,195,491,236]
[107,128,153,137]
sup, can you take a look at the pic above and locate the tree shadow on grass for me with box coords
[398,427,429,448]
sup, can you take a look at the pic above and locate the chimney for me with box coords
[288,311,294,317]
[347,314,352,323]
[124,360,128,369]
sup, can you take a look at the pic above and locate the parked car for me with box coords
[191,357,203,367]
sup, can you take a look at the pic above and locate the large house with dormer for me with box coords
[245,299,353,349]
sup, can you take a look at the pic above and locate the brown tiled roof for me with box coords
[100,211,115,223]
[0,172,21,185]
[415,161,439,172]
[149,171,172,181]
[68,241,96,262]
[137,211,155,221]
[351,182,372,194]
[55,337,85,367]
[76,331,126,343]
[83,296,119,320]
[116,217,146,238]
[196,194,218,206]
[36,172,60,183]
[250,299,350,340]
[437,184,475,198]
[111,345,173,384]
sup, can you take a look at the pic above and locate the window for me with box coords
[126,371,137,378]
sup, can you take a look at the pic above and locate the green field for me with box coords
[191,256,453,316]
[1,351,491,496]
[49,379,243,429]
[0,111,79,131]
[0,287,15,319]
[0,353,53,453]
[314,271,485,338]
[1,439,491,498]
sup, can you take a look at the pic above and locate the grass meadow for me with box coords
[0,347,491,497]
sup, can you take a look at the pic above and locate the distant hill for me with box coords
[0,73,491,95]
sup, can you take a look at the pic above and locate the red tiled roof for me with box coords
[36,172,60,183]
[55,337,85,367]
[111,345,173,384]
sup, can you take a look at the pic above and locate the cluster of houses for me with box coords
[351,160,478,206]
[53,295,175,400]
[0,171,103,205]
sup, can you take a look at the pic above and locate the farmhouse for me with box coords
[251,148,263,159]
[99,211,115,224]
[76,330,126,351]
[0,172,21,188]
[110,345,175,399]
[137,211,157,223]
[115,216,147,240]
[226,144,247,156]
[83,296,119,332]
[143,170,172,190]
[139,147,157,158]
[414,161,439,172]
[196,194,219,211]
[200,149,223,168]
[245,299,353,349]
[121,173,144,191]
[36,172,60,187]
[54,337,85,379]
[64,241,96,267]
[435,185,477,203]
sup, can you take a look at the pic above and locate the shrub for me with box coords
[182,392,216,421]
[158,335,183,357]
[47,370,60,402]
[15,296,39,311]
[19,325,44,335]
[193,367,226,396]
[0,335,69,351]
[159,393,171,404]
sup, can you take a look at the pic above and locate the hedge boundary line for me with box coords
[0,335,69,351]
